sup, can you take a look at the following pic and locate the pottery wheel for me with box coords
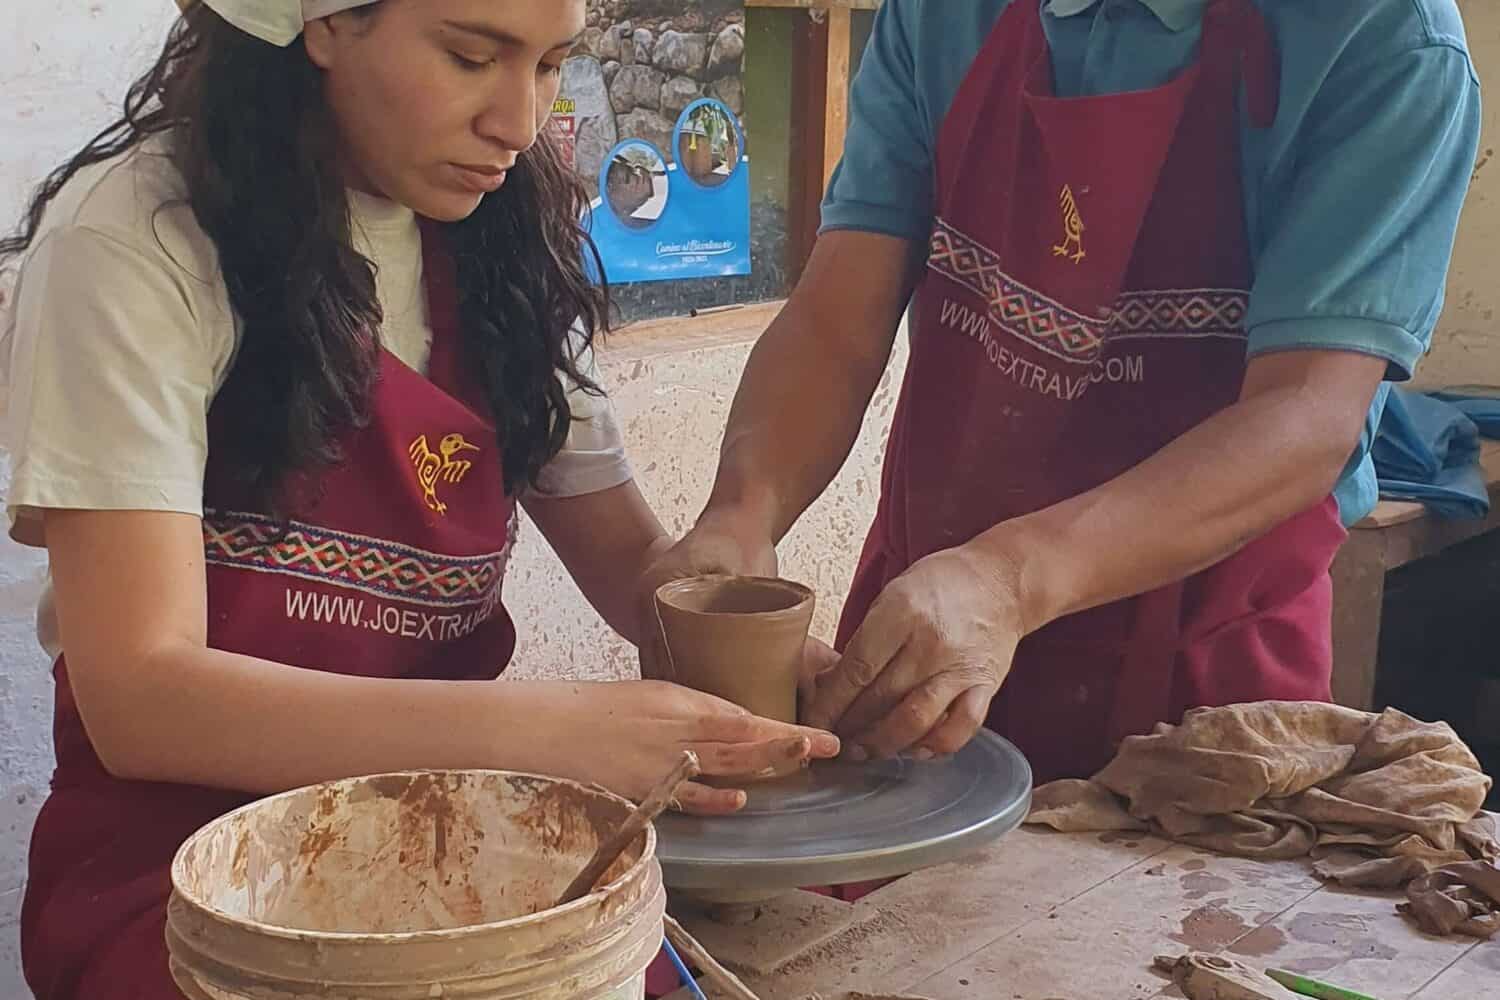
[656,730,1033,894]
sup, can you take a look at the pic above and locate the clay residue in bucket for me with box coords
[396,772,457,867]
[298,823,342,870]
[509,775,623,850]
[364,772,419,803]
[294,782,359,872]
[203,773,644,936]
[509,775,640,903]
[228,833,249,890]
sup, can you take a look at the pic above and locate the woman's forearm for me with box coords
[524,481,672,646]
[74,641,573,795]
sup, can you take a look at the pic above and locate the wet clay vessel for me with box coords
[654,575,815,778]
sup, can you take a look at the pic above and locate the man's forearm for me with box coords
[975,352,1386,633]
[708,315,888,542]
[703,233,919,543]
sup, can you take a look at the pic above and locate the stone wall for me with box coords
[567,0,747,201]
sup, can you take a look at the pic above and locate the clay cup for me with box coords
[654,575,815,780]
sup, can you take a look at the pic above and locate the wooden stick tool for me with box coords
[555,750,701,907]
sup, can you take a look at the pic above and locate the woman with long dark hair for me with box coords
[2,2,837,995]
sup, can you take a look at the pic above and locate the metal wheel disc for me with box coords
[657,730,1033,892]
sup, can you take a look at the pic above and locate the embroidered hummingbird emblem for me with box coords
[409,433,481,515]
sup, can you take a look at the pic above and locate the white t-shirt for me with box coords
[2,135,632,657]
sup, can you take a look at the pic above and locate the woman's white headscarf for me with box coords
[176,0,382,47]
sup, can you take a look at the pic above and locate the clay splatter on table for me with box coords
[1181,871,1234,900]
[1172,901,1254,950]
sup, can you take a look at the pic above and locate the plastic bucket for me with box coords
[166,770,664,999]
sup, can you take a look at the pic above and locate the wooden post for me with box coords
[1329,534,1388,712]
[786,9,831,285]
[822,6,853,193]
[751,0,871,282]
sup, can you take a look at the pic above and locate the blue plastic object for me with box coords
[662,936,708,1000]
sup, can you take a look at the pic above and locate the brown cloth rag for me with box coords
[1399,861,1500,938]
[1023,701,1500,938]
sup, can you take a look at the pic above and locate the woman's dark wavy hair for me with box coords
[0,1,608,505]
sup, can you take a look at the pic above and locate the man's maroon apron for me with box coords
[21,230,523,999]
[837,0,1346,786]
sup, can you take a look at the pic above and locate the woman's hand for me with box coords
[547,680,841,814]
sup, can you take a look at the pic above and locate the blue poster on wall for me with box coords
[583,98,751,285]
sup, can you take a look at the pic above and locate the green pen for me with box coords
[1266,968,1381,1000]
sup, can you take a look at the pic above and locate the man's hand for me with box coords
[803,543,1023,760]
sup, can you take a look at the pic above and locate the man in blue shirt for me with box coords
[645,0,1482,782]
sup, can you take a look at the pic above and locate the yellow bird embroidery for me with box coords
[409,433,480,515]
[1053,184,1087,264]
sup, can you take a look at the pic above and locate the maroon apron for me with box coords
[21,228,522,1000]
[837,0,1346,786]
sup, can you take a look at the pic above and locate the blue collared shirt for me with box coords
[823,0,1482,524]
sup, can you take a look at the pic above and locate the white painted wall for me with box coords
[1410,1,1500,391]
[1,4,181,996]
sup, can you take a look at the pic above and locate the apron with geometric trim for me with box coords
[23,226,522,999]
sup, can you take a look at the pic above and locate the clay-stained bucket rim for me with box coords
[168,768,656,944]
[654,574,814,621]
